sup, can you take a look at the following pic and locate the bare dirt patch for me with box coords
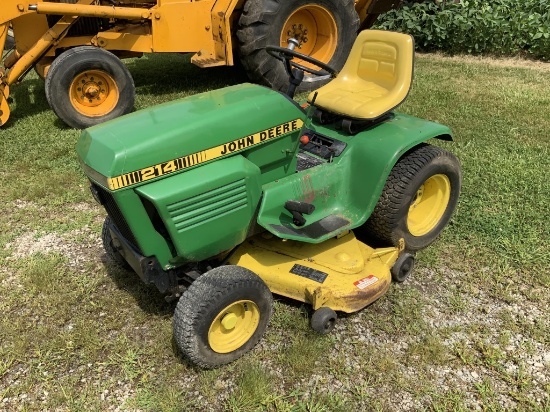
[2,228,103,287]
[4,228,101,261]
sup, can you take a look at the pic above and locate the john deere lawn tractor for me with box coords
[78,29,461,368]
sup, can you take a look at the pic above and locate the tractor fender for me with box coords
[255,113,453,244]
[342,113,454,230]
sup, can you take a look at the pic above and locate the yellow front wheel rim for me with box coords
[70,70,119,117]
[208,300,260,354]
[279,5,338,71]
[407,174,451,236]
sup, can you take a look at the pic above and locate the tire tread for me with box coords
[236,0,359,92]
[173,266,273,369]
[101,216,130,270]
[363,143,461,250]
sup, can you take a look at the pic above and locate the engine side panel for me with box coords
[135,155,262,265]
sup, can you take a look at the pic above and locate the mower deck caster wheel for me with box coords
[391,253,415,283]
[311,307,337,335]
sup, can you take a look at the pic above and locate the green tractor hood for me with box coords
[77,83,306,189]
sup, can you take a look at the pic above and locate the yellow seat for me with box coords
[308,30,414,120]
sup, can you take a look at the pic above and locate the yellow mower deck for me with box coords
[229,230,401,313]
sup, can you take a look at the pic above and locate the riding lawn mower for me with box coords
[77,30,462,368]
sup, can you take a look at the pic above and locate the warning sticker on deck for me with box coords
[354,275,379,290]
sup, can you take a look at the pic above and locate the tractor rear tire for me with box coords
[173,266,273,369]
[237,0,359,93]
[45,46,134,129]
[362,144,462,251]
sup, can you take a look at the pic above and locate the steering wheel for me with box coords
[266,45,338,79]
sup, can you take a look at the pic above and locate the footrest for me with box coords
[270,215,350,240]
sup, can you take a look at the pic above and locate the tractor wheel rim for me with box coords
[208,300,260,353]
[70,70,119,117]
[279,5,338,72]
[407,174,451,236]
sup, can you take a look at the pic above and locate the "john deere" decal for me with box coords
[107,119,304,190]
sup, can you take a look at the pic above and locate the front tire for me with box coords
[45,46,134,129]
[237,0,359,92]
[173,266,273,369]
[363,144,462,251]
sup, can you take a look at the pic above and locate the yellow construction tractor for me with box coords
[0,0,401,128]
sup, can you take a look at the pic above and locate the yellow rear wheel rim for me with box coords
[208,300,260,354]
[279,5,338,71]
[407,174,451,236]
[70,70,119,117]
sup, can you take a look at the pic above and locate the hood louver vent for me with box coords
[167,179,248,232]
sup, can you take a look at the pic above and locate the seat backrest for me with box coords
[307,30,415,122]
[340,30,414,91]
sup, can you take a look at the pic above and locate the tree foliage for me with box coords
[375,0,550,60]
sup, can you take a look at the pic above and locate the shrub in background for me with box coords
[375,0,550,60]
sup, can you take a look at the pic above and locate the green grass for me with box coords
[0,53,549,411]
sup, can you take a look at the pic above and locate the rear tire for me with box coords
[45,46,134,129]
[173,266,273,368]
[237,0,359,93]
[362,144,461,251]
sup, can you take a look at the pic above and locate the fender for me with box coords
[257,113,453,243]
[347,113,453,228]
